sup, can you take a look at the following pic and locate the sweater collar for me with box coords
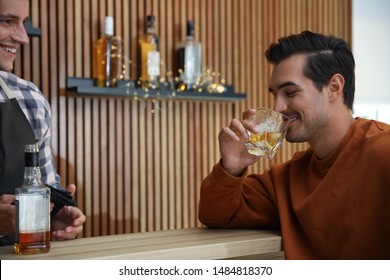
[312,118,363,172]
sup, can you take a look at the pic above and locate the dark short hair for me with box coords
[265,31,355,109]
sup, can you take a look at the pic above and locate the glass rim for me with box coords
[253,107,291,122]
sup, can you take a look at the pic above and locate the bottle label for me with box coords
[25,152,39,167]
[180,44,201,85]
[16,194,50,232]
[147,51,160,76]
[184,46,195,78]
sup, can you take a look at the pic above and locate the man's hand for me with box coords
[219,108,261,176]
[0,194,16,236]
[51,184,86,240]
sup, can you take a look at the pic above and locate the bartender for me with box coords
[0,0,86,245]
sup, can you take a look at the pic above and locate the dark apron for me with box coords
[0,76,36,246]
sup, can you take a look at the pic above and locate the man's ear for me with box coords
[327,73,345,102]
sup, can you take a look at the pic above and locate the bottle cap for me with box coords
[146,15,156,29]
[186,20,194,37]
[24,143,39,153]
[104,16,114,36]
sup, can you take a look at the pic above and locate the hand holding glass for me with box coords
[245,108,291,159]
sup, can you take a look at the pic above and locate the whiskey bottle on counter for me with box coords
[177,20,202,89]
[93,16,123,87]
[139,15,160,89]
[14,144,51,255]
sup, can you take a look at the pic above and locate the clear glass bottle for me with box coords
[177,20,202,89]
[93,16,123,87]
[139,15,160,89]
[14,144,51,255]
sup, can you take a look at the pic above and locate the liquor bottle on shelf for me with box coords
[176,20,202,90]
[93,16,123,87]
[14,144,51,255]
[139,15,160,89]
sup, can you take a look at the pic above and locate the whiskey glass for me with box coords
[245,108,291,159]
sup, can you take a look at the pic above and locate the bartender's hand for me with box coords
[0,194,16,236]
[219,108,261,176]
[51,184,86,240]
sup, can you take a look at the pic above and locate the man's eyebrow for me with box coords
[269,81,299,93]
[0,14,30,22]
[0,13,18,18]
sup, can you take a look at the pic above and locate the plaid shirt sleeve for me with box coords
[0,72,63,189]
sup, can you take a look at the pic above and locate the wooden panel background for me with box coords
[15,0,352,238]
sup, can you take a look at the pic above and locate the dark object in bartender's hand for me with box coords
[47,185,78,216]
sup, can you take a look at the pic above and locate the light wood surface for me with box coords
[0,228,282,260]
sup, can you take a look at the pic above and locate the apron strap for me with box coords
[0,76,16,99]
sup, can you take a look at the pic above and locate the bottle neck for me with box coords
[186,23,195,42]
[186,34,194,41]
[23,167,43,185]
[146,26,155,35]
[145,15,156,35]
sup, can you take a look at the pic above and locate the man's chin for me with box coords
[0,61,14,72]
[286,131,304,143]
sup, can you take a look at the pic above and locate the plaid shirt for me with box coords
[0,71,62,189]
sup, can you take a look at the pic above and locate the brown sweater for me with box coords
[199,118,390,259]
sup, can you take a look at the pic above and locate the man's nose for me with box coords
[273,95,288,112]
[11,22,30,45]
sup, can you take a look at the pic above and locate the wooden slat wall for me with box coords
[15,0,351,238]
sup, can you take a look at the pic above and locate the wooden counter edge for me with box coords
[0,228,283,260]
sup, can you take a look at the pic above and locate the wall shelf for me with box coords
[66,77,246,101]
[24,21,41,37]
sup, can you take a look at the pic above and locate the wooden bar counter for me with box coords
[0,228,283,260]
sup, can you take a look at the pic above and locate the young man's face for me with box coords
[268,54,331,145]
[0,0,29,72]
